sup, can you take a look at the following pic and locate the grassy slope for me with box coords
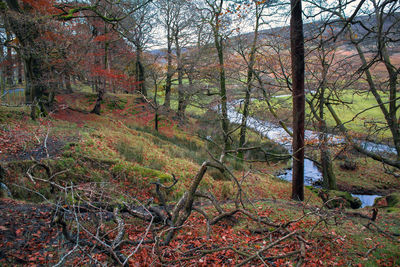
[1,92,399,265]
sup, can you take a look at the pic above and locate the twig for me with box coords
[236,231,298,266]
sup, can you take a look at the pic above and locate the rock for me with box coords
[319,190,362,209]
[312,179,323,187]
[373,197,388,207]
[339,159,357,171]
[0,183,12,198]
[374,193,400,208]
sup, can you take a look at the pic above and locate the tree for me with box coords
[2,0,56,119]
[310,0,400,169]
[170,0,195,119]
[157,0,175,108]
[203,0,232,157]
[1,0,152,118]
[5,30,13,86]
[234,0,268,160]
[290,0,305,201]
[305,26,339,190]
[119,0,155,97]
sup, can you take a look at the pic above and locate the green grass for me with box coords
[325,90,395,138]
[249,89,397,140]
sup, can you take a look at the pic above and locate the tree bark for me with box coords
[0,43,5,92]
[135,47,146,96]
[91,88,104,115]
[17,54,23,84]
[6,32,13,86]
[175,34,185,119]
[164,25,173,108]
[91,22,107,115]
[64,74,73,93]
[290,0,305,201]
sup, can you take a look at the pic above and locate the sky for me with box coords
[149,0,368,50]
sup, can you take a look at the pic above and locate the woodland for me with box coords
[0,0,399,266]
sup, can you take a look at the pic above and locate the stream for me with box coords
[225,99,395,208]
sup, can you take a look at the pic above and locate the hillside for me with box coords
[0,92,399,266]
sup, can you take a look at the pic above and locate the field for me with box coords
[248,89,395,141]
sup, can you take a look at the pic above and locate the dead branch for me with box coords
[236,231,299,266]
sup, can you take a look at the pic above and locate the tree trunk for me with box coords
[91,88,104,115]
[318,95,337,190]
[238,5,260,160]
[315,43,337,190]
[164,27,173,108]
[180,73,193,117]
[175,35,185,119]
[153,79,159,131]
[290,0,305,201]
[17,55,23,84]
[216,37,230,154]
[64,74,73,93]
[0,43,5,92]
[91,23,108,115]
[135,47,146,96]
[6,32,13,86]
[24,56,50,119]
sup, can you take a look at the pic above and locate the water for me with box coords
[351,194,380,208]
[1,88,25,106]
[1,88,25,96]
[225,99,389,207]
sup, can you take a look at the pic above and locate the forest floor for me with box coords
[0,92,399,266]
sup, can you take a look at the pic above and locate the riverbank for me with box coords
[228,99,400,207]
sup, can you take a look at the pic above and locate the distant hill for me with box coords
[150,12,400,55]
[234,12,400,48]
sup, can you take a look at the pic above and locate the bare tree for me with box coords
[119,0,156,97]
[171,0,197,119]
[234,1,271,160]
[202,0,232,157]
[157,0,176,108]
[311,0,400,169]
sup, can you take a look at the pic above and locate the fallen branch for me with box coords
[236,230,298,266]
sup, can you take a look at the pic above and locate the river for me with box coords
[225,99,394,208]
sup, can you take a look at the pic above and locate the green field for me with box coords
[249,89,396,140]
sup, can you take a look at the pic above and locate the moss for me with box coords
[55,157,75,170]
[133,165,171,182]
[386,193,400,207]
[305,185,319,195]
[374,193,400,210]
[320,189,362,209]
[111,163,171,183]
[386,207,400,213]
